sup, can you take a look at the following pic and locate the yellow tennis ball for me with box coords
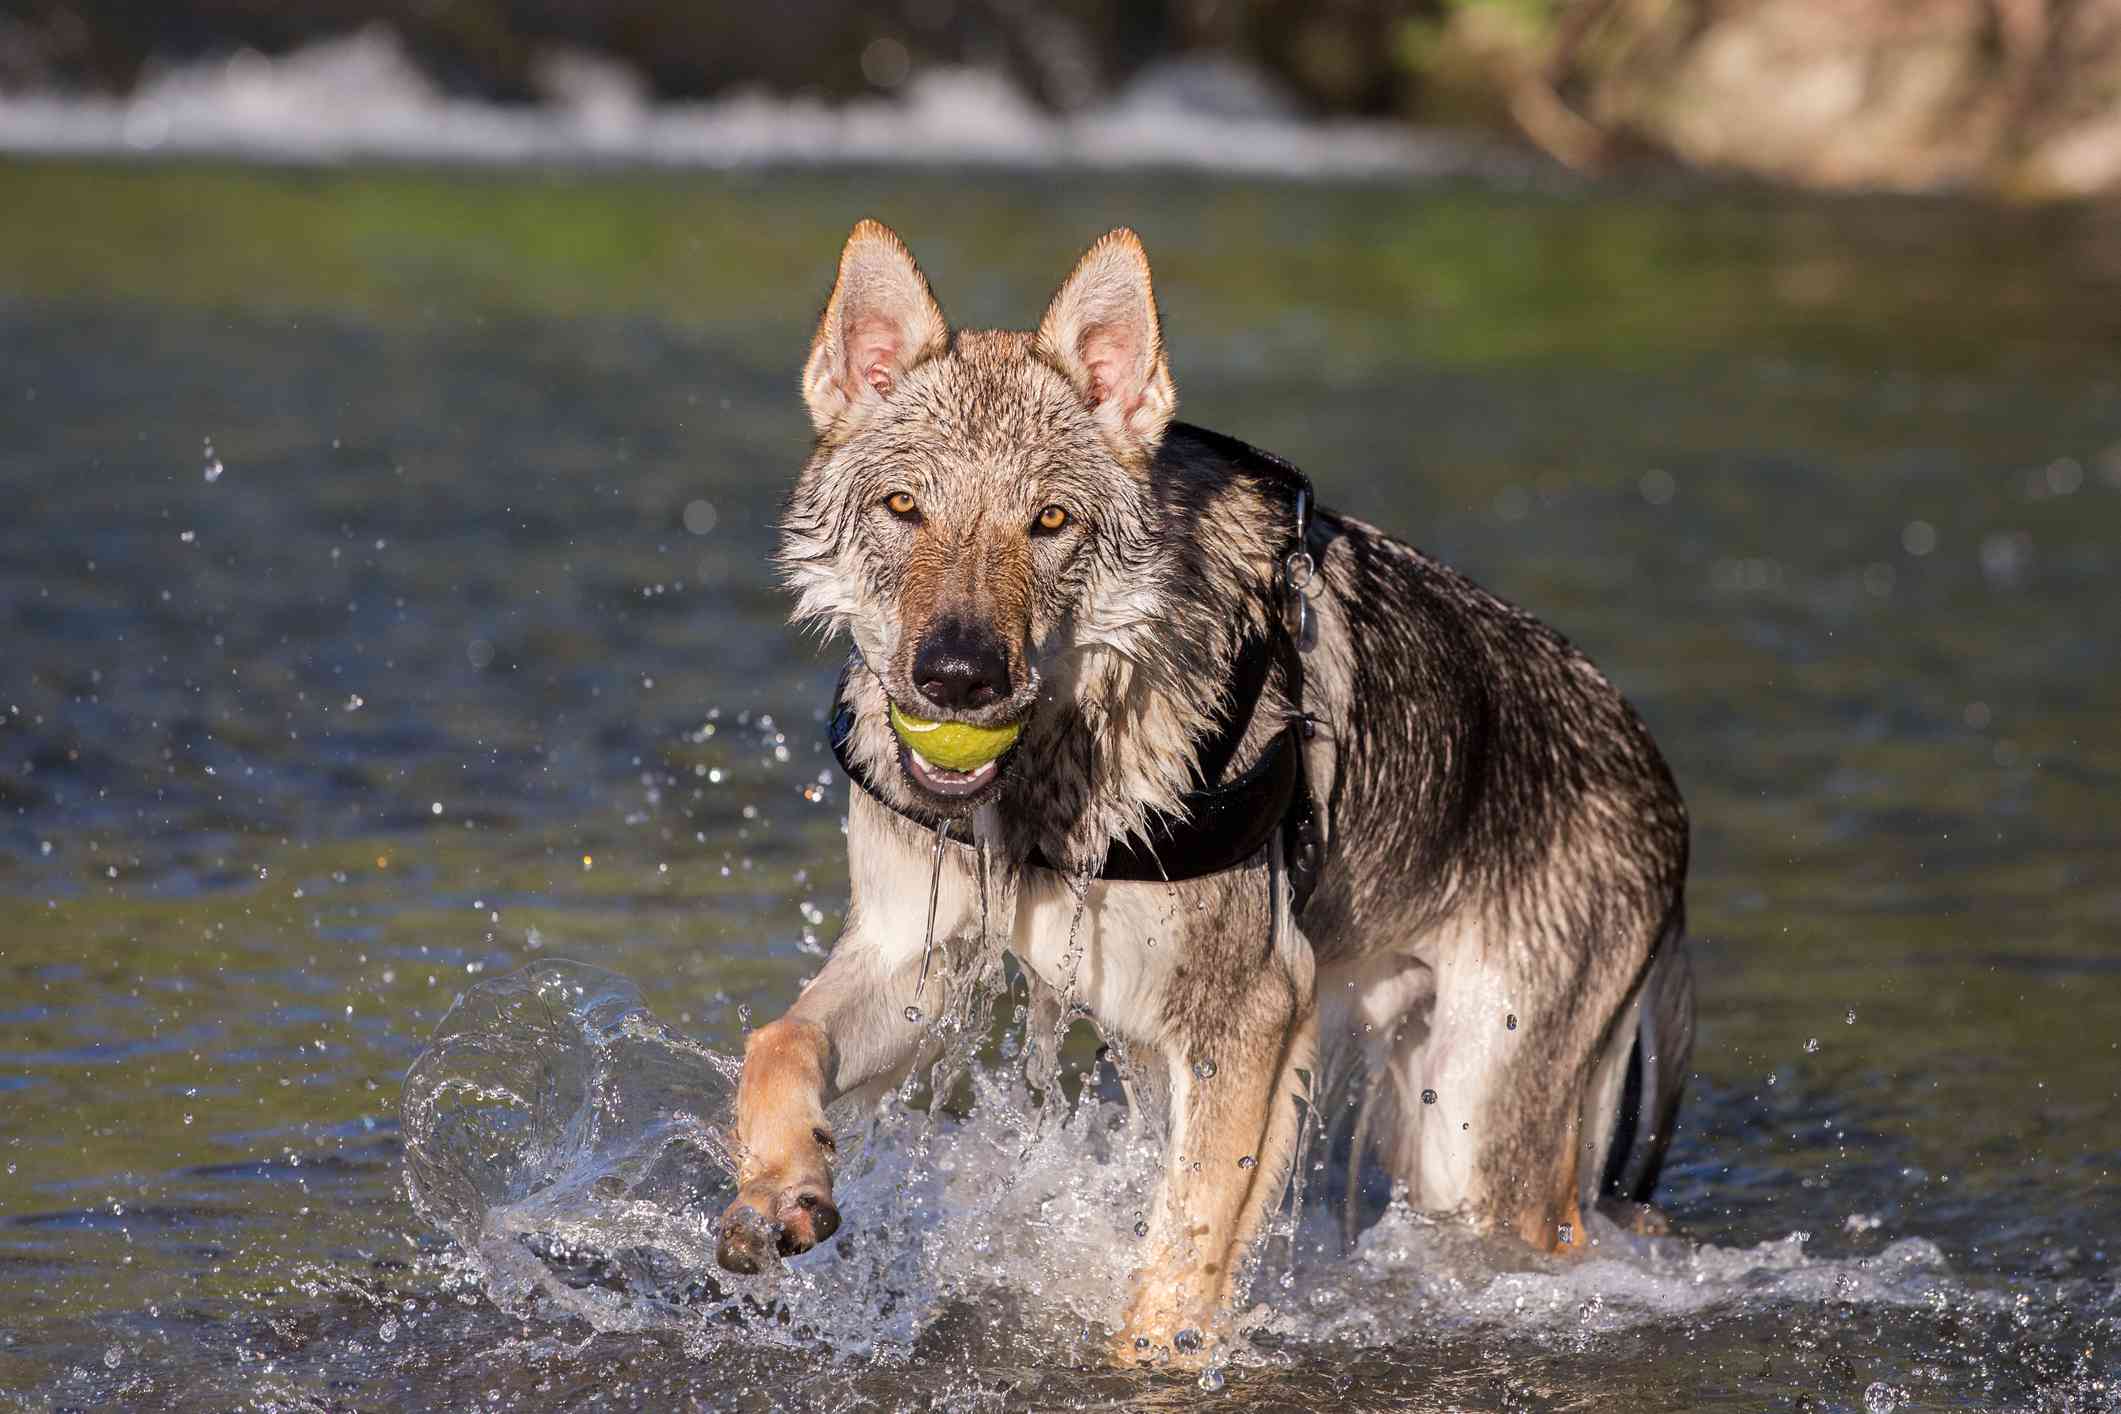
[888,702,1021,770]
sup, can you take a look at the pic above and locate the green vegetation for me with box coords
[4,160,2120,379]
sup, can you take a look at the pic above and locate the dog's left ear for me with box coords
[1037,228,1176,460]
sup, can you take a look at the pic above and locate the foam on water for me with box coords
[0,27,1529,179]
[401,960,2097,1383]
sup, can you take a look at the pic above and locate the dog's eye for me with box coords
[1033,505,1070,535]
[883,491,920,521]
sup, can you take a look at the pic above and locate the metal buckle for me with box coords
[1282,550,1313,641]
[1282,484,1314,642]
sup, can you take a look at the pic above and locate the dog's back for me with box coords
[1154,423,1693,1243]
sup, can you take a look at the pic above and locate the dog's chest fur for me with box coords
[848,791,1202,1047]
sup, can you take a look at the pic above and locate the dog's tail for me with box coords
[1599,923,1695,1202]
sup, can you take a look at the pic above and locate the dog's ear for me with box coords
[801,220,950,435]
[1036,228,1176,460]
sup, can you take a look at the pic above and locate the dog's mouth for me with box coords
[897,741,1014,803]
[884,697,1024,808]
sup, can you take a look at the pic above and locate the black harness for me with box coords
[828,428,1329,916]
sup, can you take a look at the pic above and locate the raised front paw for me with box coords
[715,1175,840,1274]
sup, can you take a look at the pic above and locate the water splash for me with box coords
[401,960,742,1331]
[401,961,2084,1379]
[403,959,1162,1361]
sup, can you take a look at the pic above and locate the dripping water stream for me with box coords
[911,819,950,1014]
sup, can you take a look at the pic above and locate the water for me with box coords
[0,28,1517,181]
[3,162,2120,1409]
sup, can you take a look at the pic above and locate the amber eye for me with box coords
[883,491,919,520]
[1033,505,1070,534]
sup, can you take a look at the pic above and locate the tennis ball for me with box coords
[888,702,1021,770]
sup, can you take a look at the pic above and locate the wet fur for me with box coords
[721,221,1695,1362]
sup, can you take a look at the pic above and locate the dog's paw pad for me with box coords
[716,1202,778,1274]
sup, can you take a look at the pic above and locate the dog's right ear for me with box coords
[801,220,950,436]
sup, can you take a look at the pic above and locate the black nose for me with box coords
[913,619,1011,711]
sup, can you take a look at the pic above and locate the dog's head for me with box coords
[780,221,1176,811]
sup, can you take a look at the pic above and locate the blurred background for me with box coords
[7,0,2121,192]
[2,3,2119,1411]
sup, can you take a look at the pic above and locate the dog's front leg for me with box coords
[1118,959,1316,1365]
[714,917,929,1273]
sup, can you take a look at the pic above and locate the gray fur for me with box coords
[722,222,1694,1361]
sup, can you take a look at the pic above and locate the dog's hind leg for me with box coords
[1597,922,1694,1211]
[1378,905,1655,1255]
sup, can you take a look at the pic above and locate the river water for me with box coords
[2,163,2118,1411]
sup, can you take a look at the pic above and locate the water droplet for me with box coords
[1505,1013,1518,1031]
[103,1345,123,1369]
[1557,1222,1574,1245]
[183,1113,193,1126]
[1237,1155,1255,1170]
[1421,1088,1437,1105]
[1863,1382,1904,1413]
[1198,1366,1226,1392]
[1193,1059,1216,1080]
[1766,1071,1778,1086]
[1134,1219,1149,1238]
[904,1005,923,1024]
[202,437,224,483]
[1805,1036,1821,1054]
[1846,1008,1858,1025]
[378,1317,399,1344]
[1173,1328,1203,1354]
[735,1003,751,1028]
[1134,1335,1150,1351]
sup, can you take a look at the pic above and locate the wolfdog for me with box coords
[715,221,1694,1363]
